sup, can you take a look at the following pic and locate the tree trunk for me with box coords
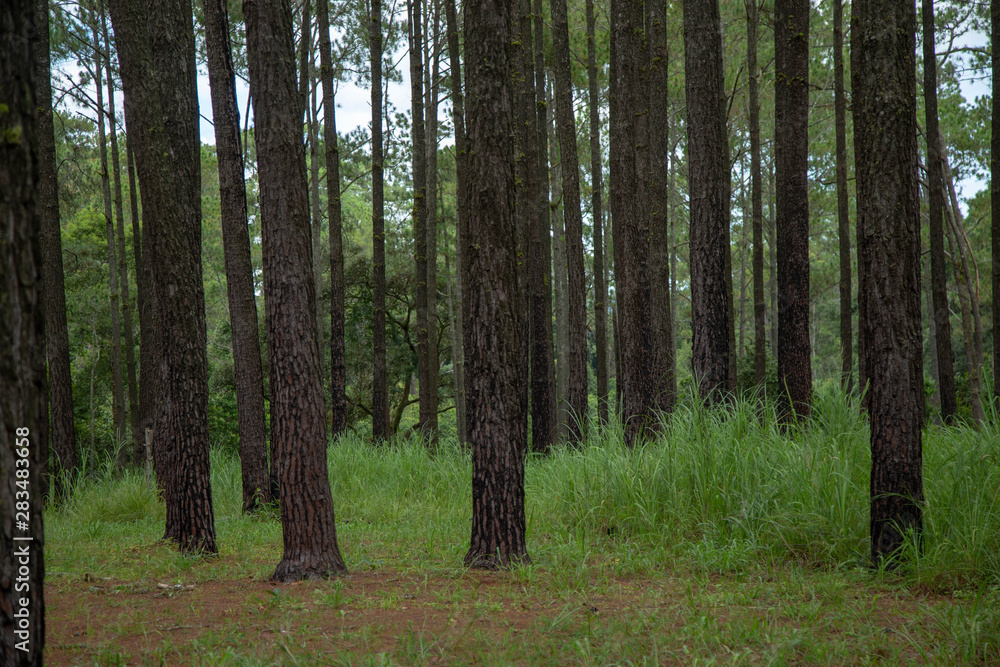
[371,0,389,440]
[93,12,127,451]
[444,0,468,444]
[925,258,941,416]
[834,0,854,395]
[202,0,271,509]
[648,0,675,414]
[684,0,731,404]
[550,78,568,442]
[425,0,441,441]
[994,0,1000,411]
[551,0,589,442]
[774,0,811,420]
[297,0,311,125]
[35,0,78,483]
[923,0,956,422]
[587,0,608,426]
[464,0,529,569]
[768,158,777,360]
[245,0,347,580]
[852,0,924,564]
[747,0,765,388]
[1,4,47,660]
[309,65,324,363]
[318,0,347,437]
[410,0,430,439]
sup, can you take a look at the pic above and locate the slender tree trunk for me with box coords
[739,175,748,354]
[245,0,347,579]
[994,0,999,409]
[587,0,608,426]
[1,4,47,660]
[410,0,430,438]
[464,0,528,569]
[852,0,924,564]
[648,0,675,415]
[318,0,347,436]
[35,0,79,483]
[550,78,568,442]
[747,0,765,388]
[309,63,324,362]
[834,0,854,395]
[203,0,271,509]
[297,0,311,125]
[444,0,467,443]
[425,0,441,440]
[684,0,732,404]
[371,0,389,440]
[768,158,777,361]
[90,322,100,456]
[94,12,127,450]
[774,0,811,420]
[925,258,941,416]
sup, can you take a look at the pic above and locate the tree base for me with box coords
[464,550,530,571]
[271,554,348,582]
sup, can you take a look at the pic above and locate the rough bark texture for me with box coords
[994,0,999,410]
[648,0,675,415]
[922,0,955,422]
[245,0,347,580]
[108,0,218,552]
[410,0,430,439]
[371,0,389,441]
[551,92,568,442]
[852,0,924,564]
[203,0,271,509]
[587,0,608,426]
[318,0,347,437]
[748,0,766,387]
[551,0,589,442]
[774,0,811,420]
[309,77,324,362]
[834,0,854,395]
[463,0,528,569]
[35,0,78,482]
[1,4,47,660]
[425,2,440,442]
[684,0,732,404]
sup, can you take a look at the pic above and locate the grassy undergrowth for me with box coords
[46,384,1000,664]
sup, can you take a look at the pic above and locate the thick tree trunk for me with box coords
[774,0,811,420]
[203,0,271,509]
[748,0,765,388]
[834,0,854,395]
[318,0,347,436]
[923,0,956,421]
[852,0,924,564]
[410,0,430,438]
[684,0,732,404]
[464,0,528,568]
[586,0,608,426]
[551,0,589,442]
[648,0,676,415]
[371,0,389,441]
[425,0,441,441]
[245,0,347,579]
[35,0,78,483]
[1,4,47,661]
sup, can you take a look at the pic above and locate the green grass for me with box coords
[45,384,1000,664]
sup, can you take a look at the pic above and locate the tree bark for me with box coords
[371,0,389,441]
[748,0,765,388]
[586,0,608,426]
[464,0,528,568]
[317,0,347,436]
[834,0,854,395]
[1,3,47,660]
[425,0,440,442]
[202,0,271,509]
[35,0,79,483]
[994,0,999,411]
[245,0,347,579]
[774,0,811,420]
[684,0,732,404]
[410,0,430,439]
[309,64,324,364]
[550,79,568,442]
[852,0,924,564]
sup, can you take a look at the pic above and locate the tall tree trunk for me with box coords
[747,0,765,387]
[923,0,956,421]
[1,4,47,661]
[994,0,999,410]
[245,0,347,580]
[297,0,311,124]
[463,0,528,569]
[550,84,569,442]
[93,12,127,451]
[108,0,217,553]
[684,0,732,404]
[410,0,430,438]
[202,0,271,509]
[309,63,324,363]
[512,0,532,452]
[551,0,589,442]
[425,0,441,440]
[371,0,389,440]
[444,0,467,444]
[774,0,811,420]
[768,158,777,360]
[35,0,79,483]
[852,0,924,564]
[648,0,676,414]
[834,0,854,395]
[587,0,608,426]
[925,258,941,416]
[318,0,347,436]
[530,0,556,451]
